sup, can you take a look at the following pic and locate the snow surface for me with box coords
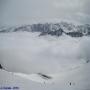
[0,32,90,90]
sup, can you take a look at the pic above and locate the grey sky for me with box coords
[0,0,90,26]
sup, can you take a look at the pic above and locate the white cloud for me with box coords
[76,12,90,18]
[52,0,84,9]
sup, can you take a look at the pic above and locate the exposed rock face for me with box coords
[39,28,63,36]
[0,22,90,37]
[65,32,83,37]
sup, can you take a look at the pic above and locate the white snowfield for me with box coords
[0,32,90,90]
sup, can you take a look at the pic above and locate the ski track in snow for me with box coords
[12,61,85,83]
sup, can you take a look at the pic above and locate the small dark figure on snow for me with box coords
[0,64,3,69]
[70,82,71,86]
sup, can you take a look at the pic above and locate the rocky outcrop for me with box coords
[0,22,90,37]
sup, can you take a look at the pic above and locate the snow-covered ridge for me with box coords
[0,22,90,37]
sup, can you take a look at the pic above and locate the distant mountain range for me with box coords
[0,22,90,37]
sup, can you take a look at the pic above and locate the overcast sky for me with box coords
[0,0,90,26]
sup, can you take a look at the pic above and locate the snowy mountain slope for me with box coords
[0,31,90,90]
[0,62,90,90]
